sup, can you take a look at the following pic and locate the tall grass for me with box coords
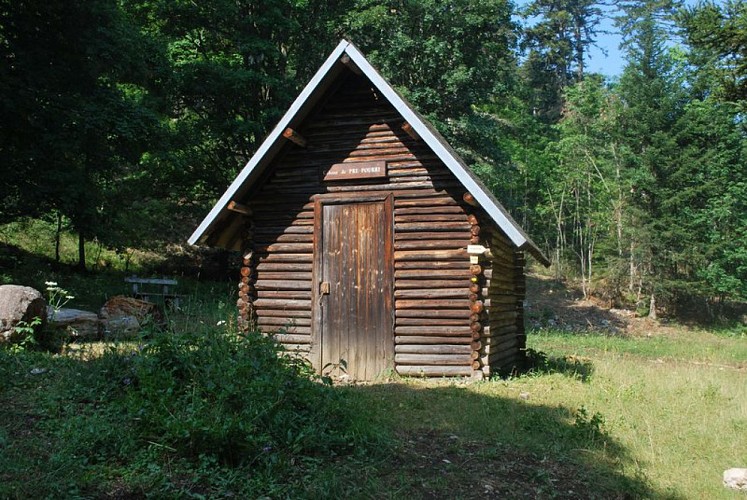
[0,298,384,498]
[525,329,747,498]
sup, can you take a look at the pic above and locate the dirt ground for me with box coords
[524,273,682,338]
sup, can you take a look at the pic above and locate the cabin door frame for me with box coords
[311,193,394,379]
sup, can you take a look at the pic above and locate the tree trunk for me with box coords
[54,212,62,267]
[574,21,584,81]
[648,294,657,320]
[77,230,86,272]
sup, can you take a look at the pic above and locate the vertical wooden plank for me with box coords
[318,200,393,379]
[381,195,394,376]
[321,204,341,375]
[310,198,323,371]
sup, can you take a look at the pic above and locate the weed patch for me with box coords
[0,326,383,497]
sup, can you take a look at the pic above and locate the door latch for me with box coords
[320,281,331,295]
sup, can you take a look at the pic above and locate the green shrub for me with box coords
[3,324,379,496]
[122,327,362,467]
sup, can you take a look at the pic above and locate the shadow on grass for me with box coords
[323,382,681,500]
[525,347,595,382]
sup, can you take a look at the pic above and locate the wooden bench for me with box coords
[125,276,182,308]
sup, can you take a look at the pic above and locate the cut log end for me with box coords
[463,192,479,207]
[283,127,308,147]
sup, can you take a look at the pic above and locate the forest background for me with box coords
[1,0,745,321]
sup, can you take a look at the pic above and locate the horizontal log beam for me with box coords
[269,333,311,344]
[395,249,468,261]
[256,262,312,272]
[253,298,311,310]
[395,267,470,277]
[396,317,469,326]
[402,122,420,140]
[283,127,307,147]
[255,253,313,263]
[396,365,472,377]
[256,290,311,299]
[255,309,311,318]
[396,299,470,309]
[256,316,311,327]
[227,201,252,215]
[254,272,313,281]
[254,280,311,291]
[395,309,471,319]
[395,326,473,335]
[394,353,472,366]
[394,240,468,251]
[394,289,469,299]
[396,222,471,232]
[395,335,472,345]
[279,343,311,353]
[395,344,471,355]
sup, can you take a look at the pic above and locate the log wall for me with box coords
[237,72,524,378]
[477,226,527,376]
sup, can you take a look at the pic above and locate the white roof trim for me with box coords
[188,40,547,264]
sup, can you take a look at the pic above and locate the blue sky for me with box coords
[512,0,713,77]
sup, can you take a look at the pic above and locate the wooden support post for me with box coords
[402,122,420,141]
[283,127,307,148]
[227,200,252,215]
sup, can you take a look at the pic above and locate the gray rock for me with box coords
[724,468,747,491]
[48,307,100,340]
[0,285,46,343]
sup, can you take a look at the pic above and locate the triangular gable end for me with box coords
[188,39,549,266]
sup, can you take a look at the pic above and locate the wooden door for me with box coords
[316,199,393,380]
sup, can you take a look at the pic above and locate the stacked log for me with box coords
[233,73,525,377]
[514,251,527,354]
[466,212,488,379]
[238,219,255,331]
[392,193,474,377]
[479,228,527,374]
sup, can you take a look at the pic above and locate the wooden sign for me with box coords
[322,161,387,181]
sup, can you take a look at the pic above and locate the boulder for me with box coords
[99,296,159,338]
[48,307,100,340]
[724,468,747,491]
[0,285,46,343]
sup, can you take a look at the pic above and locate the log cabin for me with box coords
[189,40,550,380]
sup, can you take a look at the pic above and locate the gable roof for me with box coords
[188,39,549,266]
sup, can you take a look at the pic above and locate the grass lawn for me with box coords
[314,327,745,499]
[2,323,744,498]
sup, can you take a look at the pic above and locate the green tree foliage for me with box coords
[678,0,747,103]
[521,0,606,121]
[1,0,745,317]
[122,0,303,202]
[668,99,747,304]
[339,0,518,120]
[0,0,163,268]
[544,77,624,296]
